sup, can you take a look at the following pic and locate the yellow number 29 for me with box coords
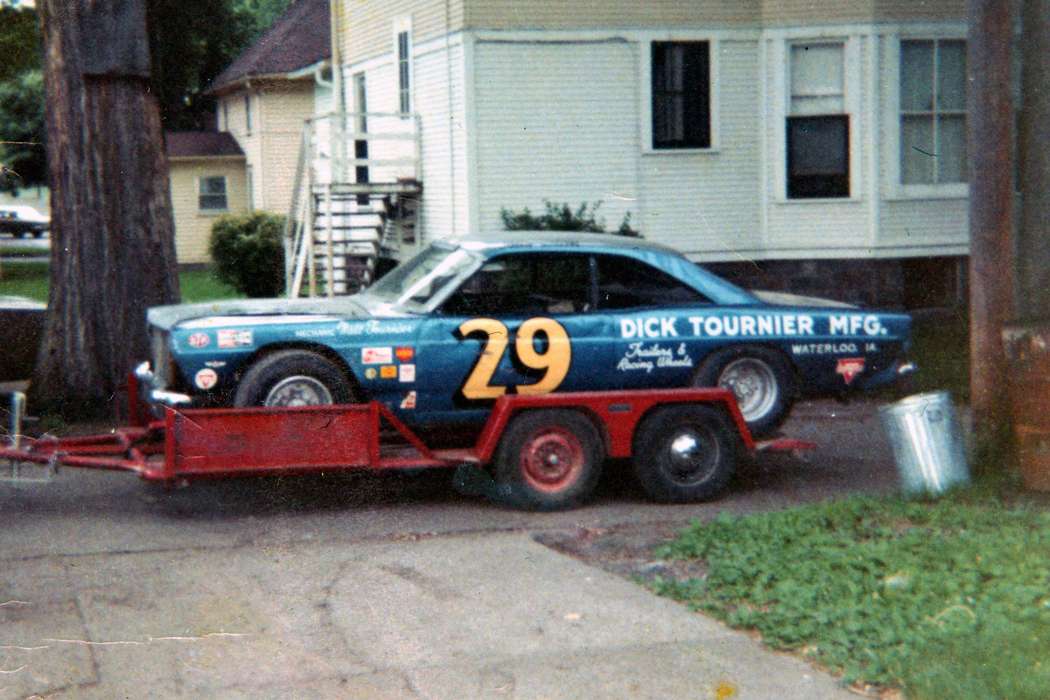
[458,317,572,400]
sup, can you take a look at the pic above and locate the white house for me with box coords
[292,0,970,306]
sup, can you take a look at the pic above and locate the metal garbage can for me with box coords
[879,391,970,496]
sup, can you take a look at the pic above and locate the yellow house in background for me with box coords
[165,132,249,264]
[166,0,332,264]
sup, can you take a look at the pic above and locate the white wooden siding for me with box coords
[346,34,469,247]
[473,40,639,236]
[640,39,763,259]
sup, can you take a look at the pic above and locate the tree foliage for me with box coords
[0,69,46,192]
[0,5,41,83]
[147,0,294,130]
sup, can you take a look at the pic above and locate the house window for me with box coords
[900,39,967,184]
[651,41,711,149]
[244,94,252,134]
[787,42,849,199]
[199,176,228,211]
[397,29,411,114]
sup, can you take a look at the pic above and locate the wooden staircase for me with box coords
[286,113,423,297]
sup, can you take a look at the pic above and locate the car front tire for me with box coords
[692,346,794,438]
[233,350,356,407]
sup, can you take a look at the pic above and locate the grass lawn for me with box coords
[0,262,242,303]
[652,480,1050,698]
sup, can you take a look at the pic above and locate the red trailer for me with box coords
[0,386,811,510]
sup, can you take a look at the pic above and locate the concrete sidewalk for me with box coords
[1,532,850,699]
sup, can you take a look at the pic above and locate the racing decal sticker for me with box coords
[457,317,571,400]
[400,391,417,409]
[617,342,693,373]
[395,347,415,362]
[194,368,218,390]
[399,364,416,383]
[362,347,393,364]
[365,368,378,380]
[217,329,253,348]
[380,365,398,379]
[187,332,210,348]
[836,358,866,385]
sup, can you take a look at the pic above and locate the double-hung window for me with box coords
[199,176,228,211]
[651,41,711,150]
[899,39,967,185]
[787,42,849,199]
[396,28,411,115]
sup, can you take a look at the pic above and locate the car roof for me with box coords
[448,231,687,255]
[442,231,759,306]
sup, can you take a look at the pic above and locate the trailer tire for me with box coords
[632,405,737,503]
[493,409,604,511]
[233,350,356,407]
[693,346,794,438]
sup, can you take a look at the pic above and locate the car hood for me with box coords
[749,289,858,309]
[147,296,378,331]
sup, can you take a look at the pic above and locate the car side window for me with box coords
[596,254,710,309]
[441,254,592,316]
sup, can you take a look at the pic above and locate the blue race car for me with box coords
[140,233,913,438]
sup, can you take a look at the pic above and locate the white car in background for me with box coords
[0,205,49,238]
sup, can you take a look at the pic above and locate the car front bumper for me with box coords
[134,361,193,407]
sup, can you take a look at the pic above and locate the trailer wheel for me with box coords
[693,346,794,438]
[493,409,604,511]
[233,350,356,407]
[632,405,737,503]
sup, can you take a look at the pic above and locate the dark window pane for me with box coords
[442,254,592,316]
[787,115,850,198]
[596,255,707,309]
[652,41,710,149]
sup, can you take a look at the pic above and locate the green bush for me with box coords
[209,212,286,298]
[500,200,641,237]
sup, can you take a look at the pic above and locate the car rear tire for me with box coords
[233,350,356,407]
[493,409,604,511]
[692,346,794,438]
[632,405,737,503]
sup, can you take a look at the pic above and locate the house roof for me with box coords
[165,131,245,159]
[208,0,330,95]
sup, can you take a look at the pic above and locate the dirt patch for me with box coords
[534,522,708,584]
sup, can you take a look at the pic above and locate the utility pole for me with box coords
[967,0,1016,462]
[1017,0,1050,320]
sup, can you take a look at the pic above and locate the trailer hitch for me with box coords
[0,391,58,484]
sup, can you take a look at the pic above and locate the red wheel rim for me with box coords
[519,427,585,494]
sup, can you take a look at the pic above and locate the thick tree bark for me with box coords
[32,0,179,419]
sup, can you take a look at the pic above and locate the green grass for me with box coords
[0,261,49,301]
[651,480,1050,697]
[1,245,48,258]
[0,262,242,303]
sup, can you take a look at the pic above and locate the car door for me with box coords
[593,253,716,390]
[411,252,610,428]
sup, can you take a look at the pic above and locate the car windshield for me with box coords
[365,243,479,311]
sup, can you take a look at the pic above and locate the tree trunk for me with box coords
[32,0,179,419]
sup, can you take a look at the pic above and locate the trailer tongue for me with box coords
[1,387,813,509]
